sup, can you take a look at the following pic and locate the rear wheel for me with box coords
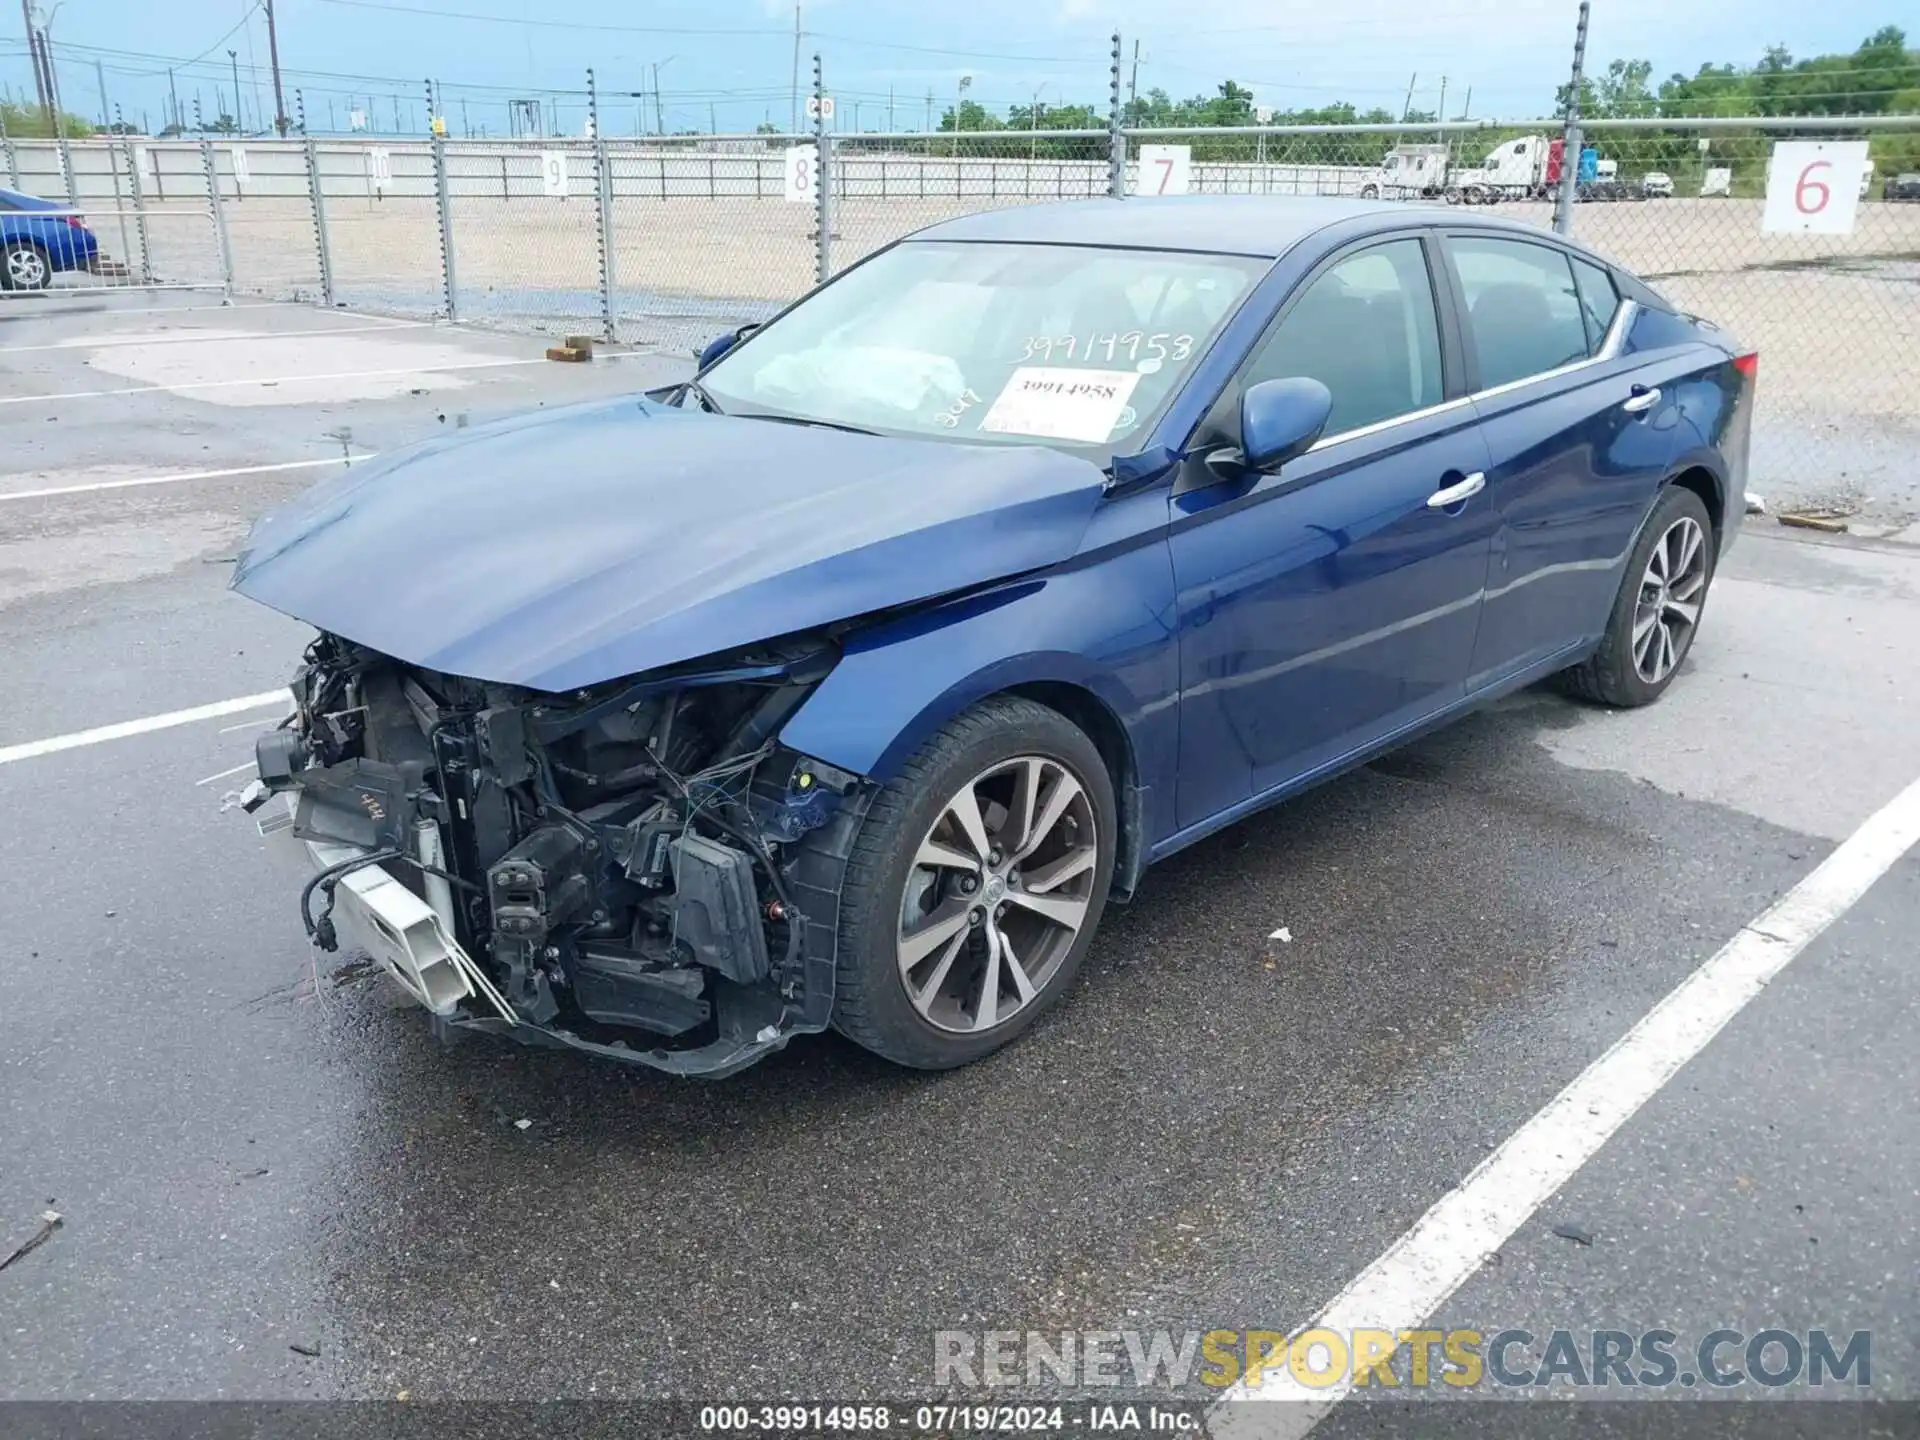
[1360,184,1380,200]
[2,241,51,292]
[1558,486,1715,707]
[831,696,1115,1069]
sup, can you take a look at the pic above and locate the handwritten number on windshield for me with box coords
[1017,332,1191,364]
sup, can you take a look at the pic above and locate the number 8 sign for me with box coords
[783,144,819,203]
[1762,140,1869,235]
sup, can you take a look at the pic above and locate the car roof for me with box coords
[907,196,1416,258]
[0,186,59,210]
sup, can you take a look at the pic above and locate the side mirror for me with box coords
[696,322,761,371]
[1238,376,1334,473]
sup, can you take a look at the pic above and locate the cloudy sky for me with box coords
[8,0,1897,135]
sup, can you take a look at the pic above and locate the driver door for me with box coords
[1168,235,1496,832]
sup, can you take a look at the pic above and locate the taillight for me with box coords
[1732,352,1759,381]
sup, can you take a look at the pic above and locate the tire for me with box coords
[1360,184,1379,200]
[1557,486,1716,708]
[830,695,1117,1070]
[2,240,51,292]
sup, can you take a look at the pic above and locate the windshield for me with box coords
[697,240,1267,455]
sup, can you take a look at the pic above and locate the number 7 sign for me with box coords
[1762,140,1869,234]
[1133,143,1191,196]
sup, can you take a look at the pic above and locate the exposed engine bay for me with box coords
[243,632,869,1076]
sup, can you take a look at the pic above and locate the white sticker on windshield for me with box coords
[980,367,1143,443]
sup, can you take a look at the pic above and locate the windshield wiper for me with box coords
[680,378,726,415]
[730,411,879,436]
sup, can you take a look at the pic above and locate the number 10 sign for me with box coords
[1762,140,1869,235]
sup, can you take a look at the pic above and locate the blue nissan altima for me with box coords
[234,196,1754,1077]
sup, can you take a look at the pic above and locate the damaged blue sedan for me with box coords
[234,196,1754,1076]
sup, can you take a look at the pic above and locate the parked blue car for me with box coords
[0,186,100,291]
[234,197,1755,1077]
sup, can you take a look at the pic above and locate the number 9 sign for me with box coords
[1762,140,1869,235]
[784,144,819,203]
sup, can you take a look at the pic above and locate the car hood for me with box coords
[231,397,1110,692]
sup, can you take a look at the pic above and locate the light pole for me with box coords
[952,72,970,158]
[651,55,676,135]
[228,49,243,133]
[1029,82,1052,160]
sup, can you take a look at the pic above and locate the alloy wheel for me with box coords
[1633,514,1708,683]
[6,247,47,289]
[897,755,1098,1035]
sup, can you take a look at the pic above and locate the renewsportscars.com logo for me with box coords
[933,1328,1873,1391]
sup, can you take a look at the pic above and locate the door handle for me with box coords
[1622,385,1662,414]
[1426,471,1486,509]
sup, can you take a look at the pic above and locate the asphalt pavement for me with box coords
[1,294,1915,1433]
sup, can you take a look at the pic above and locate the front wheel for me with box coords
[1360,184,1380,200]
[2,241,51,292]
[1557,486,1716,707]
[830,696,1116,1070]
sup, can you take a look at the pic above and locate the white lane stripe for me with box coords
[194,759,259,786]
[1211,769,1920,1438]
[0,691,289,767]
[0,320,432,356]
[0,355,543,406]
[0,455,374,503]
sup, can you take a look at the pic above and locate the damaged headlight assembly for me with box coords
[244,631,869,1078]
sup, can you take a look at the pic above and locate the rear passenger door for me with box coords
[1440,232,1691,690]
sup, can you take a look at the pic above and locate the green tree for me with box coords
[0,100,94,139]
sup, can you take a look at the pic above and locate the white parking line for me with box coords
[0,691,289,767]
[0,356,544,406]
[0,321,433,356]
[0,455,374,503]
[1210,769,1920,1438]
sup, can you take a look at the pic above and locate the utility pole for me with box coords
[651,62,664,134]
[229,50,243,132]
[887,85,894,131]
[789,1,800,133]
[709,100,716,134]
[168,68,180,131]
[1400,71,1417,123]
[925,89,933,132]
[1128,39,1140,112]
[93,56,109,129]
[20,0,47,118]
[1460,86,1472,120]
[263,0,289,135]
[1437,75,1447,125]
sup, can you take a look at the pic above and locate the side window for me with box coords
[1570,256,1620,352]
[1240,238,1444,437]
[1448,236,1592,389]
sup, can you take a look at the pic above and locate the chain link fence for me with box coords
[4,119,1915,516]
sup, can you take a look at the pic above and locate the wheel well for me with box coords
[1005,680,1145,902]
[1668,465,1723,540]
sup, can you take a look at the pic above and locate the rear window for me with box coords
[1448,236,1591,389]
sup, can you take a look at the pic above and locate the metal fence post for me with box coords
[200,138,234,297]
[1552,0,1590,236]
[431,128,458,321]
[56,132,76,204]
[813,54,832,284]
[1108,31,1126,199]
[588,68,619,343]
[121,136,153,282]
[304,134,335,306]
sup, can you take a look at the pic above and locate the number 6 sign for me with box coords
[1762,140,1869,235]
